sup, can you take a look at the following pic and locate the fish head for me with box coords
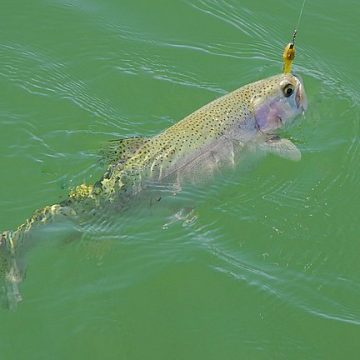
[251,73,307,133]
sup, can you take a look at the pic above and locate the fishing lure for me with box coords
[283,31,297,74]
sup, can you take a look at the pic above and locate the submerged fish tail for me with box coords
[0,202,79,308]
[0,232,24,309]
[0,183,100,308]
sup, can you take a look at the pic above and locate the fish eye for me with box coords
[282,83,294,97]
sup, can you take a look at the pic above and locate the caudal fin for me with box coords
[1,231,24,310]
[0,203,76,309]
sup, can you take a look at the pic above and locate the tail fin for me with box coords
[1,203,77,309]
[0,231,23,309]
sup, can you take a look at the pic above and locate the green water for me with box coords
[1,0,359,358]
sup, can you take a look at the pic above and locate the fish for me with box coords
[0,72,307,308]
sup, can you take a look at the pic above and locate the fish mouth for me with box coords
[294,74,308,112]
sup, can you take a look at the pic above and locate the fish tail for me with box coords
[0,183,103,308]
[0,231,23,309]
[0,203,77,309]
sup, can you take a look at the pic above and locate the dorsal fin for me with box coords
[99,137,150,165]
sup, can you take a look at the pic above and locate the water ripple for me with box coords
[208,245,360,326]
[0,43,121,125]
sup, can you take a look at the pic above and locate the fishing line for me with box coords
[294,0,307,40]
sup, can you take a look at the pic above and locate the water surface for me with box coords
[1,0,359,359]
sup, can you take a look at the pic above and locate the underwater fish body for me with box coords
[0,72,307,308]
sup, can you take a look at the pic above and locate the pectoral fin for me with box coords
[260,138,301,161]
[99,137,149,165]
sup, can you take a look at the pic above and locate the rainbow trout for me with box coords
[0,73,307,308]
